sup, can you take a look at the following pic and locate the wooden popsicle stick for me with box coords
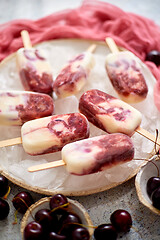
[28,160,65,172]
[105,37,119,53]
[0,137,22,148]
[105,37,160,146]
[136,126,160,146]
[21,30,32,49]
[86,44,97,53]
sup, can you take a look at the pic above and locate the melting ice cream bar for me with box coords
[21,112,89,155]
[105,39,148,103]
[79,89,142,136]
[16,31,53,94]
[0,91,54,125]
[28,133,134,175]
[62,133,134,175]
[53,49,95,98]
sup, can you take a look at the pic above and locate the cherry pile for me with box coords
[0,174,10,220]
[24,194,90,240]
[94,209,132,240]
[147,176,160,209]
[0,175,133,240]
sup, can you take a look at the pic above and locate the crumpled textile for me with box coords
[0,0,160,108]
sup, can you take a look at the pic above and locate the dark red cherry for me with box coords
[49,231,67,240]
[50,194,68,214]
[71,226,90,240]
[35,208,58,232]
[151,186,160,210]
[59,212,82,236]
[0,175,9,197]
[110,209,132,232]
[146,50,160,66]
[24,221,43,240]
[147,177,160,197]
[0,198,10,220]
[12,191,34,214]
[59,211,82,226]
[94,224,117,240]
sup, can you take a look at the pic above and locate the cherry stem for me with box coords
[50,202,69,214]
[3,186,11,200]
[12,209,19,225]
[12,196,35,220]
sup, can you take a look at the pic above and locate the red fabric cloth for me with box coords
[0,0,160,108]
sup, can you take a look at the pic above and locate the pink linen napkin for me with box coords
[0,0,160,109]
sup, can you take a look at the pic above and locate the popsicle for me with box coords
[0,113,89,156]
[53,44,96,98]
[79,89,160,144]
[16,30,53,94]
[28,133,134,175]
[105,37,148,103]
[0,90,54,125]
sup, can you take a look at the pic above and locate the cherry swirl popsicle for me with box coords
[0,112,89,155]
[21,113,89,155]
[105,38,148,103]
[16,30,53,94]
[79,89,160,145]
[28,133,134,175]
[53,44,96,98]
[0,90,54,125]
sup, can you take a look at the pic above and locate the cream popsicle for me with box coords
[28,133,134,175]
[62,133,134,175]
[53,46,95,98]
[16,30,53,94]
[0,90,54,125]
[79,89,142,136]
[105,38,148,103]
[21,113,89,155]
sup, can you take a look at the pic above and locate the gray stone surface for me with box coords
[0,0,160,239]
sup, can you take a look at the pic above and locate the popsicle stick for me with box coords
[136,126,160,146]
[21,30,32,49]
[0,137,22,148]
[105,37,119,53]
[86,44,97,53]
[28,160,65,172]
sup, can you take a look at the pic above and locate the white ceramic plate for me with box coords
[0,38,159,196]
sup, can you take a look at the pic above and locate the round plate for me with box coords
[0,38,159,196]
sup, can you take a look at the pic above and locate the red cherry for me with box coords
[12,191,34,214]
[110,209,132,233]
[24,221,43,240]
[0,175,9,197]
[147,176,160,197]
[0,198,10,220]
[94,224,117,240]
[151,186,160,210]
[35,208,58,232]
[50,194,68,214]
[146,50,160,66]
[49,231,67,240]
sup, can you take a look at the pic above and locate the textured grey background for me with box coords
[0,0,160,239]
